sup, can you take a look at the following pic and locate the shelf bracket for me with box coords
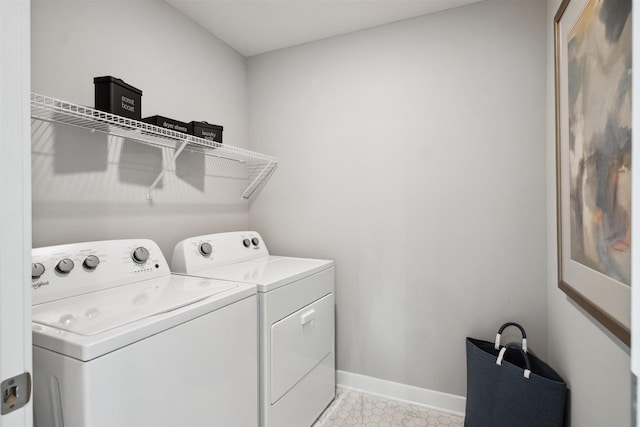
[146,138,191,200]
[241,160,278,201]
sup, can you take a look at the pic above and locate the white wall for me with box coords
[31,0,249,257]
[545,1,631,425]
[248,0,547,397]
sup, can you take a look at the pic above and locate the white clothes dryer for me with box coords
[31,239,258,427]
[172,231,335,427]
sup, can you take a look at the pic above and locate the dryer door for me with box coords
[270,293,334,403]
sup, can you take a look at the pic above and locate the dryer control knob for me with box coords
[55,259,75,274]
[32,263,46,279]
[132,247,150,264]
[251,237,260,246]
[199,242,213,256]
[83,255,100,270]
[243,239,251,248]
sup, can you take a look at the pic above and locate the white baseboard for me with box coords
[336,370,466,416]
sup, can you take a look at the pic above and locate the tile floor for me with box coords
[313,387,464,427]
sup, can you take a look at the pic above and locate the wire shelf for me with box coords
[31,92,278,200]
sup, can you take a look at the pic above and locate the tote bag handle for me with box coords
[496,343,532,379]
[494,322,527,352]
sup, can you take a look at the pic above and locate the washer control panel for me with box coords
[171,231,269,274]
[32,239,170,305]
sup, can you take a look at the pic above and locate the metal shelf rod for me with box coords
[146,137,191,200]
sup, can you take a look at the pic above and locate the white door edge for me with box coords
[0,0,32,426]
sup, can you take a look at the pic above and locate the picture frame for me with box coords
[554,0,632,345]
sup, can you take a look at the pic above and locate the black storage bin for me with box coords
[142,115,189,134]
[94,76,143,120]
[187,121,223,143]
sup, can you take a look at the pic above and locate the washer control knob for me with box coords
[55,258,75,274]
[83,255,100,270]
[132,247,150,264]
[199,242,213,256]
[251,237,260,246]
[32,263,46,279]
[243,239,251,248]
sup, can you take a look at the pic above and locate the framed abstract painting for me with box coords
[554,0,632,345]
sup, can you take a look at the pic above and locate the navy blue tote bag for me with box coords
[465,323,568,427]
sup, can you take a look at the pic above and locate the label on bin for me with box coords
[121,95,136,114]
[163,121,188,133]
[201,130,217,140]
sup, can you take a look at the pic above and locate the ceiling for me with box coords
[165,0,484,57]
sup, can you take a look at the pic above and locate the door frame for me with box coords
[0,0,32,426]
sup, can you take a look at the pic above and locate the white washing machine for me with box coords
[172,231,335,427]
[31,239,258,427]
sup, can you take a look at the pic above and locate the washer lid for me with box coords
[32,275,237,336]
[194,256,333,292]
